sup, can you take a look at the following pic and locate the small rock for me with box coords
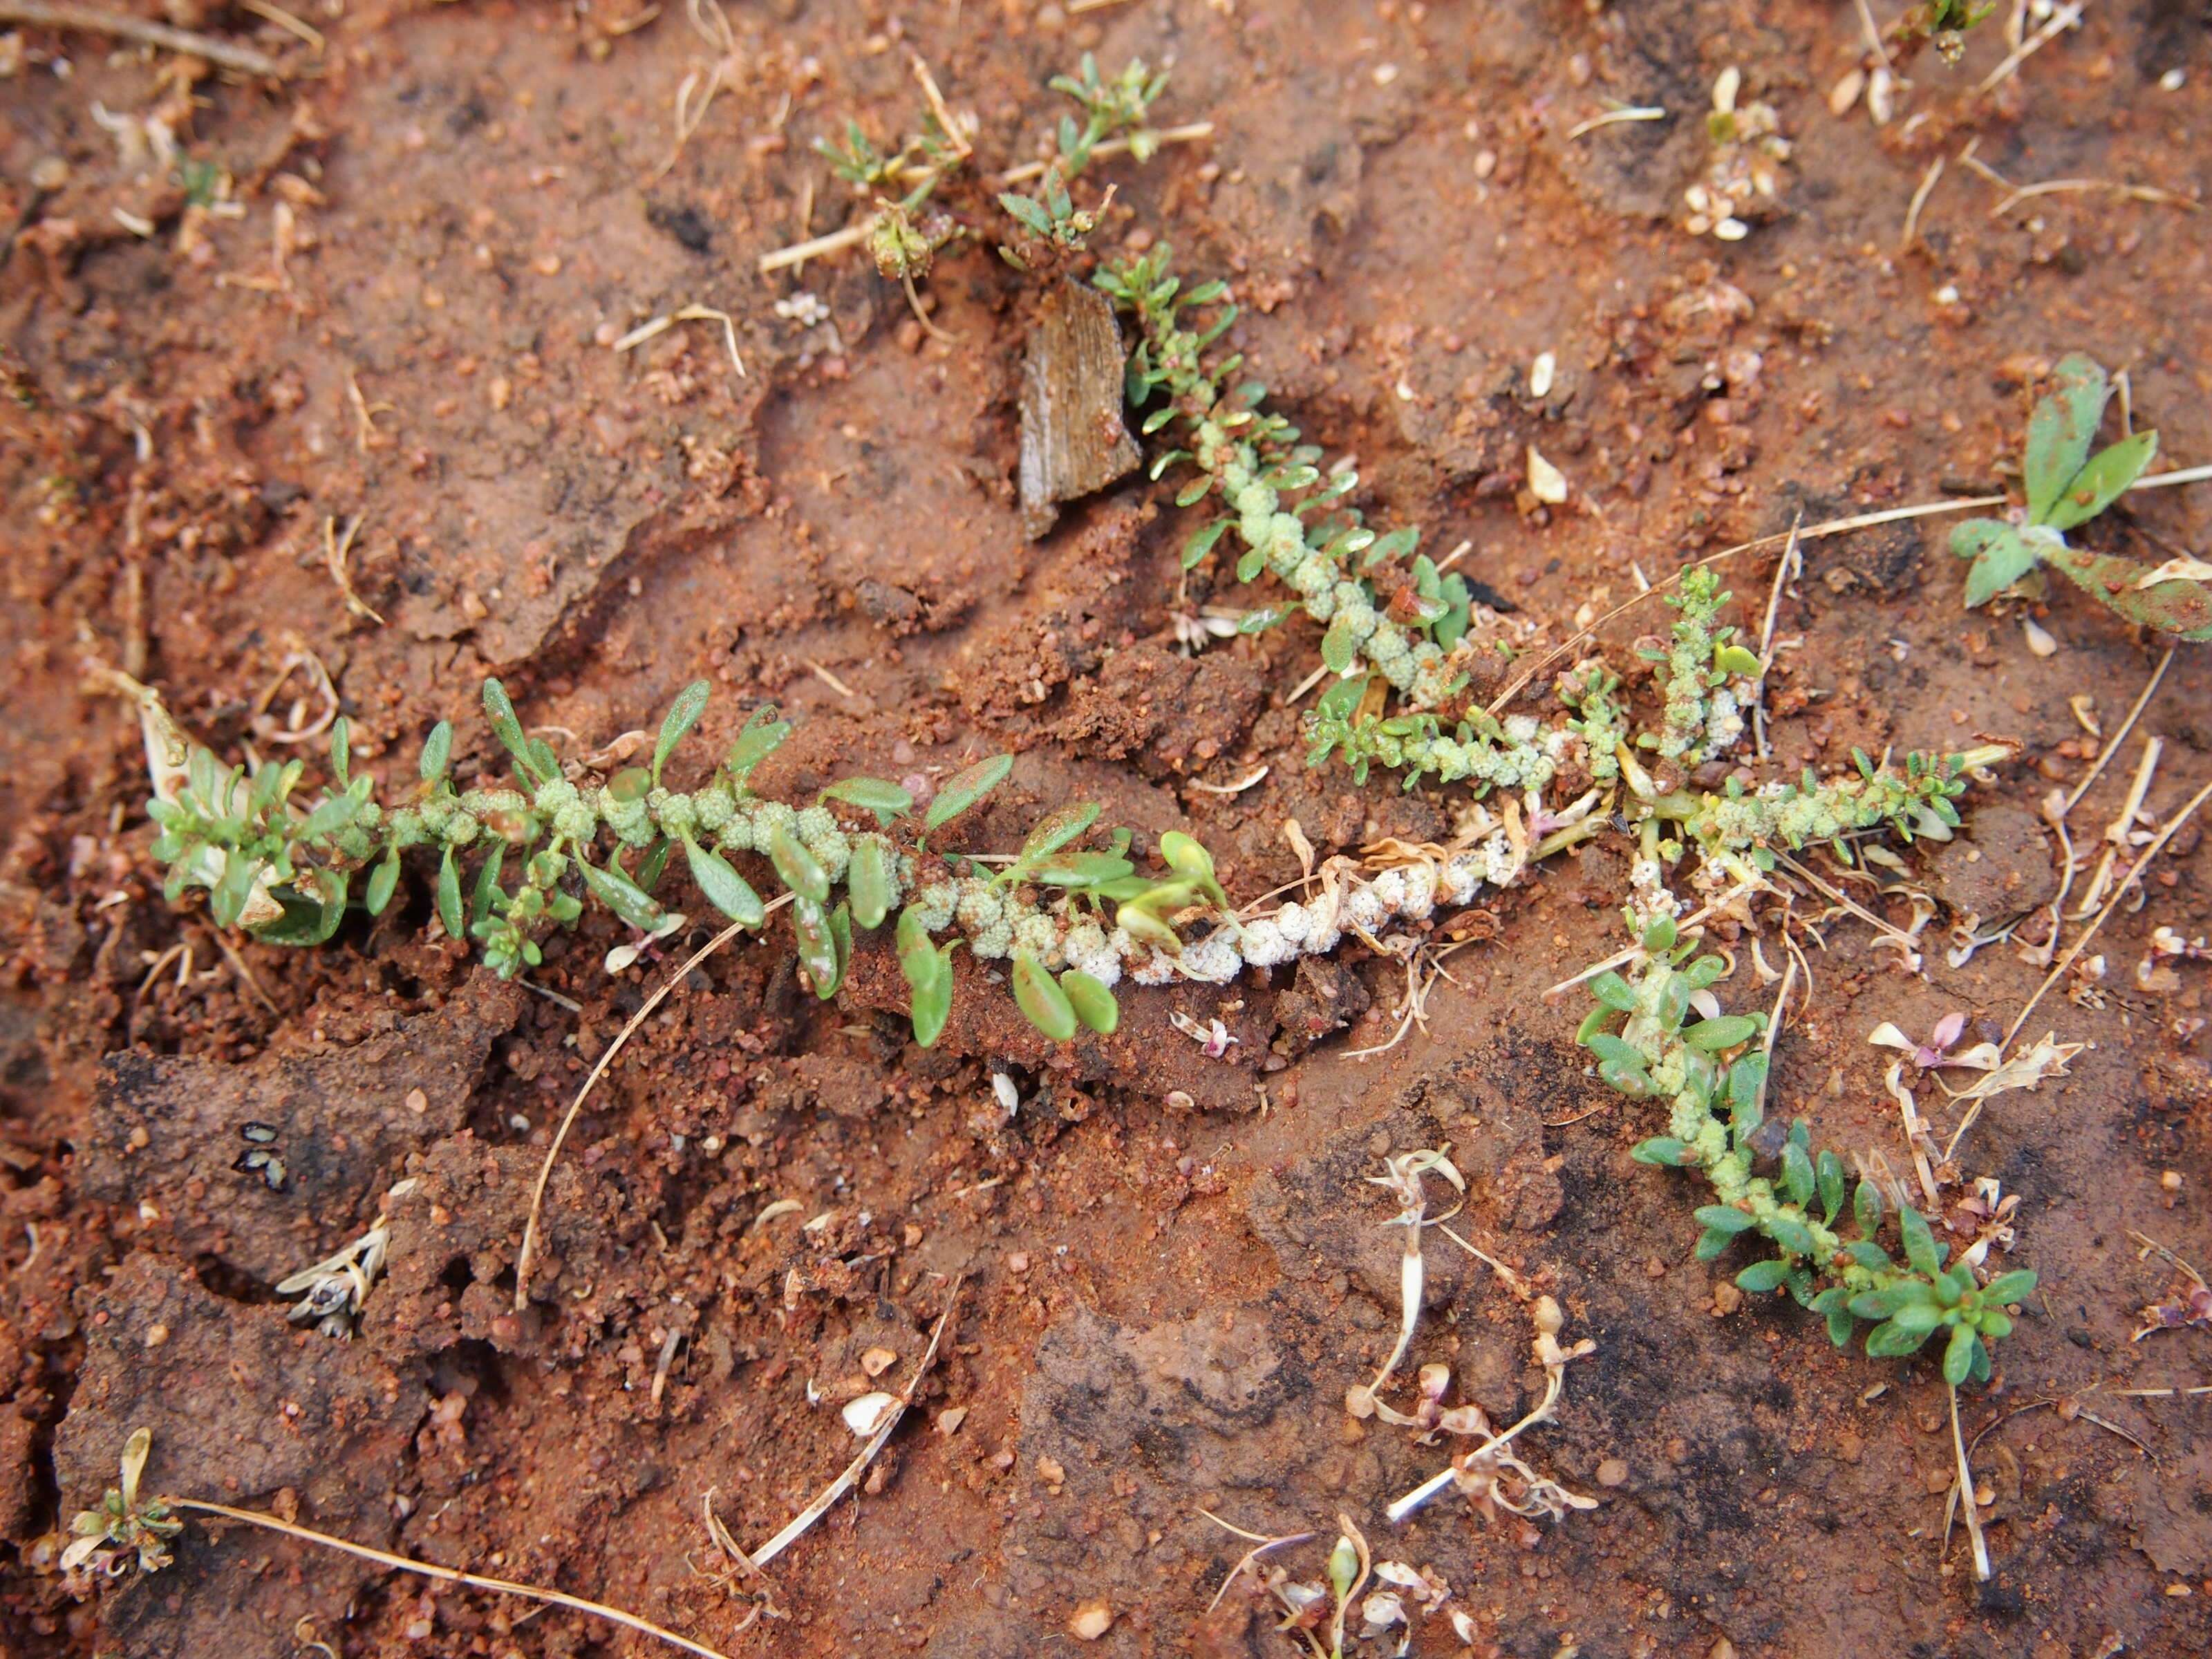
[1069,1600,1114,1641]
[1037,1454,1066,1487]
[1596,1457,1629,1486]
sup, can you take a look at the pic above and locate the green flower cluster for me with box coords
[1661,744,2006,859]
[1305,706,1564,794]
[1640,568,1760,775]
[1096,249,1475,711]
[1580,915,2032,1383]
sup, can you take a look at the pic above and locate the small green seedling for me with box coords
[1953,354,2210,637]
[57,1430,180,1586]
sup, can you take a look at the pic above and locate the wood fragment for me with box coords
[0,1,288,77]
[1018,280,1139,539]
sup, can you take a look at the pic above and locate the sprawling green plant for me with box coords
[1953,353,2210,637]
[137,676,1185,1042]
[1579,916,2032,1382]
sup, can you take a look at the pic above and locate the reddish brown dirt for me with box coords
[5,3,2212,1656]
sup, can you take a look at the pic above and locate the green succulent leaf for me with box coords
[469,843,506,926]
[1694,1206,1758,1236]
[1694,1227,1736,1261]
[481,680,544,783]
[1182,519,1230,570]
[1980,1269,2036,1305]
[727,706,791,787]
[2043,429,2157,532]
[330,718,352,789]
[436,845,465,940]
[684,837,767,928]
[420,720,455,785]
[1956,523,2043,608]
[1735,1259,1791,1294]
[651,680,711,787]
[2023,353,2110,524]
[1780,1141,1817,1208]
[1013,950,1078,1041]
[847,838,892,929]
[1588,971,1638,1012]
[927,755,1014,831]
[1059,968,1118,1035]
[1942,1323,1980,1386]
[1020,802,1102,864]
[1897,1205,1942,1278]
[769,823,831,905]
[1865,1318,1936,1358]
[365,849,402,917]
[580,858,665,932]
[1853,1179,1883,1235]
[1630,1136,1694,1167]
[1815,1151,1846,1223]
[2045,545,2212,641]
[1686,1013,1762,1053]
[1765,1214,1818,1257]
[821,777,915,824]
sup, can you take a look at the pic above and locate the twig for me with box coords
[1976,0,2083,95]
[2002,776,2212,1051]
[995,121,1214,185]
[0,1,288,77]
[1197,1512,1314,1615]
[612,305,747,378]
[1989,178,2202,219]
[2065,648,2173,818]
[758,219,874,274]
[744,1280,961,1568]
[1488,464,2211,712]
[323,514,383,626]
[1900,156,1944,252]
[165,1499,734,1659]
[1564,105,1668,141]
[513,912,773,1310]
[1947,1385,1992,1581]
[2073,737,2160,918]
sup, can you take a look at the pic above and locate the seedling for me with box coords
[44,1430,735,1658]
[1952,354,2211,636]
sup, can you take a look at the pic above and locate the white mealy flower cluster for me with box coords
[906,834,1528,988]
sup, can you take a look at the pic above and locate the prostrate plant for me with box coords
[1577,916,2035,1384]
[1952,353,2212,638]
[123,675,1579,1046]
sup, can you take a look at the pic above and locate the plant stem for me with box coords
[163,1499,735,1659]
[0,1,288,76]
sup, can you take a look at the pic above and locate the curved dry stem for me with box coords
[165,1499,734,1659]
[512,907,781,1311]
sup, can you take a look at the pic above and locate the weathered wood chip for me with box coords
[1019,279,1141,539]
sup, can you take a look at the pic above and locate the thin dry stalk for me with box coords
[323,514,383,626]
[995,121,1214,185]
[1196,1511,1315,1614]
[2073,737,2160,917]
[1490,465,2210,713]
[1946,1385,1993,1581]
[513,912,771,1311]
[1990,178,2202,218]
[744,1280,962,1568]
[165,1499,735,1659]
[2003,778,2212,1052]
[2065,649,2173,818]
[1976,0,2083,95]
[0,0,288,76]
[1900,156,1944,251]
[1564,105,1667,141]
[612,306,747,378]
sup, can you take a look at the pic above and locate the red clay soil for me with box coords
[4,2,2212,1656]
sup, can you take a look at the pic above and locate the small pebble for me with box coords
[1069,1600,1113,1641]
